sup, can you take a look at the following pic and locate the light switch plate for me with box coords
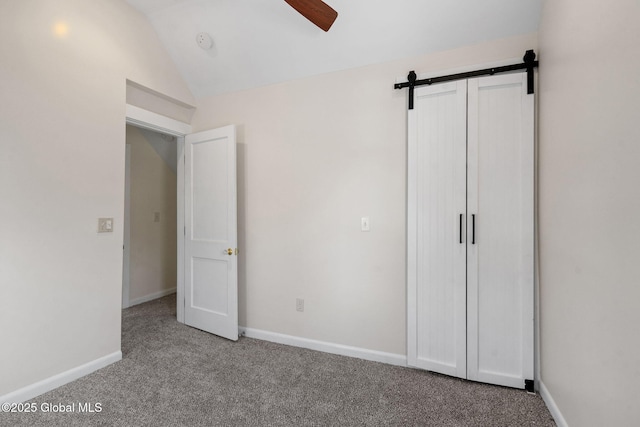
[98,218,113,233]
[153,212,160,222]
[361,217,370,232]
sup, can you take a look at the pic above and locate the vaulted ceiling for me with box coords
[126,0,542,99]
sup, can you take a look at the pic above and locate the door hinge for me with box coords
[524,379,535,393]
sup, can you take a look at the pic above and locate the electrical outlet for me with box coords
[296,298,304,312]
[98,218,113,233]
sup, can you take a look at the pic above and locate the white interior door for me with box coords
[408,80,468,378]
[184,125,238,341]
[466,73,534,388]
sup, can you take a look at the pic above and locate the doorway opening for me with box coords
[122,124,178,309]
[124,103,191,323]
[123,103,239,338]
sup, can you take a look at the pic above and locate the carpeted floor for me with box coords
[1,294,555,426]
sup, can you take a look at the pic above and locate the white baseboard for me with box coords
[0,351,122,404]
[240,327,407,367]
[538,380,569,427]
[128,288,176,307]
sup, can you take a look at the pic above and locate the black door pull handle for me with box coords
[472,214,476,245]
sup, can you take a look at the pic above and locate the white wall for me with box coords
[0,0,193,396]
[538,0,640,425]
[191,33,538,356]
[126,126,177,303]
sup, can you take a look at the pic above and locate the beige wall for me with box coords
[538,0,640,425]
[126,126,177,302]
[191,33,538,355]
[7,1,636,421]
[0,0,193,395]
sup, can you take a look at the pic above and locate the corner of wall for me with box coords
[538,381,569,427]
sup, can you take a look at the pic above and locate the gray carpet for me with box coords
[1,294,555,426]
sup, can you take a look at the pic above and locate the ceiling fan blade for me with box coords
[284,0,338,32]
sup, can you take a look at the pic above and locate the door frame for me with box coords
[122,143,131,309]
[125,104,192,323]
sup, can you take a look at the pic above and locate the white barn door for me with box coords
[466,73,534,388]
[407,81,468,378]
[408,72,534,389]
[184,125,238,341]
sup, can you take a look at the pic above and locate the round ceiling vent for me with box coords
[196,32,213,50]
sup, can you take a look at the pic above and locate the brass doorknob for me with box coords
[225,248,233,256]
